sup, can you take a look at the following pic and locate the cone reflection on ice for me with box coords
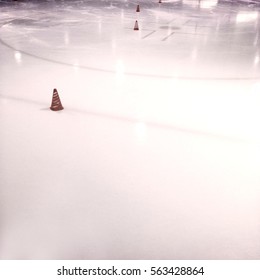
[136,5,140,12]
[50,88,64,111]
[134,20,139,30]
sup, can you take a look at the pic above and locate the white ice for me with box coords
[0,0,260,259]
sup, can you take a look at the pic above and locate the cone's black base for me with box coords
[50,106,64,111]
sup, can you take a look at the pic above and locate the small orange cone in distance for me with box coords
[136,4,140,12]
[134,20,139,30]
[50,88,64,111]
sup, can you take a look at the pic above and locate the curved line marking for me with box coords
[0,35,259,81]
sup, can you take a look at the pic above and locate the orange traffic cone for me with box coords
[50,88,64,111]
[136,4,140,12]
[134,20,139,30]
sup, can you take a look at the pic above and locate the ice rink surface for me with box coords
[0,0,260,259]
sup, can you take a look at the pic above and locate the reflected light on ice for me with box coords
[64,31,70,45]
[200,0,217,9]
[236,12,258,23]
[254,55,259,65]
[14,51,22,64]
[254,32,259,46]
[98,21,102,34]
[121,10,124,20]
